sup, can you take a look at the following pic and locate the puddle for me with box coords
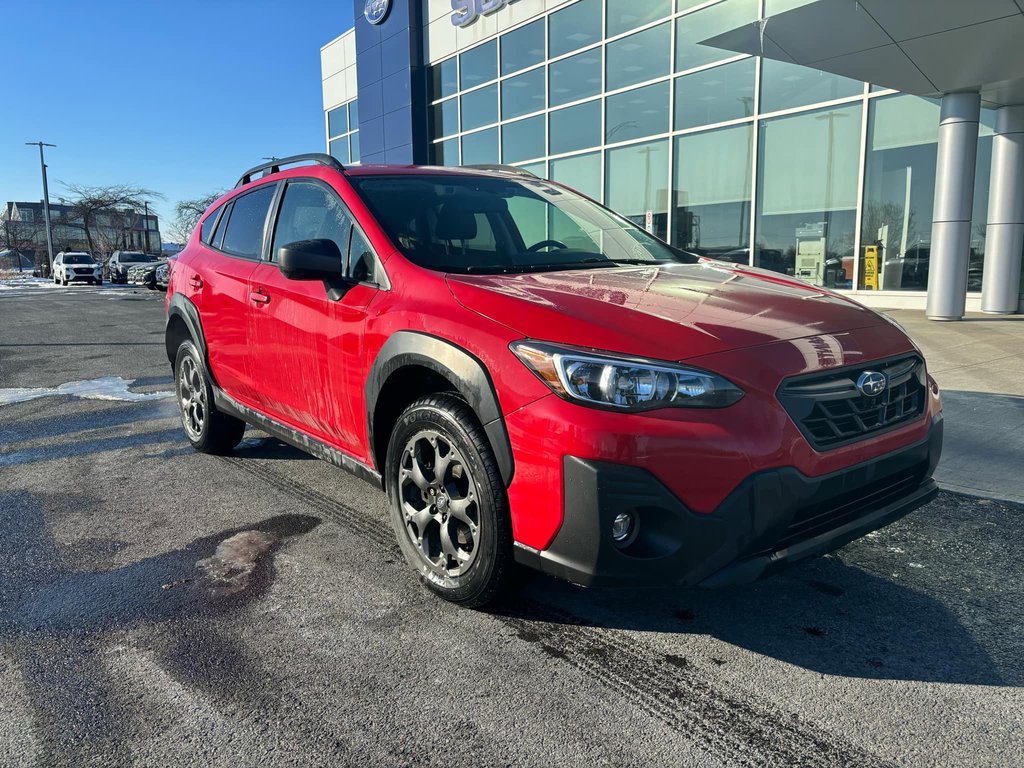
[0,376,172,406]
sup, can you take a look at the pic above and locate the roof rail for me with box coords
[462,163,540,179]
[235,153,345,187]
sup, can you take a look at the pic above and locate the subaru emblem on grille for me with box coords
[856,371,888,397]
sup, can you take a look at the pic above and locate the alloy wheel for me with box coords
[177,355,207,441]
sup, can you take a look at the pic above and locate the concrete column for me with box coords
[981,105,1024,314]
[926,92,981,321]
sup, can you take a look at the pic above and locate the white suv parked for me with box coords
[53,252,102,286]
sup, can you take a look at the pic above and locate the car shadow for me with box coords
[502,551,1017,688]
[232,435,318,461]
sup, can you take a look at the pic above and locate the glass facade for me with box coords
[418,0,999,296]
[327,100,360,164]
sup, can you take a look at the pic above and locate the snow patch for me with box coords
[0,376,173,406]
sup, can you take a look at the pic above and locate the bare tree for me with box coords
[0,210,42,273]
[168,191,223,244]
[62,183,163,263]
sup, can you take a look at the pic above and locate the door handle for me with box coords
[188,275,203,289]
[249,289,270,305]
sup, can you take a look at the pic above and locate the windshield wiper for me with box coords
[460,259,615,275]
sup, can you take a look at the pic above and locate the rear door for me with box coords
[196,184,277,406]
[246,178,383,454]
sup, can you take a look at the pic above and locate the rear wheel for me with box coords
[174,339,245,454]
[386,394,513,608]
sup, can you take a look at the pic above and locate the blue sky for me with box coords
[1,0,354,240]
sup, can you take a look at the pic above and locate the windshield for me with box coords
[63,254,95,265]
[124,253,157,262]
[349,175,697,274]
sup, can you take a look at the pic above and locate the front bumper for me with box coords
[513,416,942,588]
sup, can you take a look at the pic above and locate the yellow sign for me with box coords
[863,245,878,290]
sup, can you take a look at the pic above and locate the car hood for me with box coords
[446,261,891,361]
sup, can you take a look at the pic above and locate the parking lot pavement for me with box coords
[1,286,1022,768]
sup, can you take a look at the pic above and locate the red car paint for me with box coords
[169,163,940,566]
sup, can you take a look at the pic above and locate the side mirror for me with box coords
[278,239,344,281]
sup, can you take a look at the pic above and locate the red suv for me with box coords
[165,154,942,607]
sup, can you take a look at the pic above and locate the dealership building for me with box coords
[321,0,1024,318]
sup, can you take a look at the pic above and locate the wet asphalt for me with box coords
[0,281,1022,767]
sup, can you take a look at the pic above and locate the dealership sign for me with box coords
[364,0,391,25]
[451,0,521,27]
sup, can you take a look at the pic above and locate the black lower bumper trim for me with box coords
[514,417,943,589]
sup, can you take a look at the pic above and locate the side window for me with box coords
[220,185,276,258]
[213,202,232,251]
[349,228,378,284]
[271,181,353,262]
[200,206,220,244]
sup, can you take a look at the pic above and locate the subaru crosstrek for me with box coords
[165,154,942,607]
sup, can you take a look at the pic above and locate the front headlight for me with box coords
[510,341,744,411]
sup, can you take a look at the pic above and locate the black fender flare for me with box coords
[165,293,217,386]
[366,331,515,486]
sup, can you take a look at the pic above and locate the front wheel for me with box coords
[174,339,246,454]
[386,394,513,608]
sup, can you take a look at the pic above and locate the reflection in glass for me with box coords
[549,48,602,107]
[549,0,602,58]
[502,115,546,164]
[432,98,459,138]
[350,131,360,163]
[761,60,863,113]
[674,57,755,130]
[673,124,752,259]
[755,104,863,288]
[501,19,545,75]
[606,140,669,240]
[349,100,359,130]
[606,23,671,91]
[606,82,669,144]
[328,107,348,138]
[461,128,499,165]
[329,136,349,164]
[551,151,602,201]
[431,58,458,101]
[501,68,545,120]
[607,0,671,37]
[675,0,758,72]
[460,40,497,90]
[550,100,602,155]
[461,83,498,131]
[433,137,459,165]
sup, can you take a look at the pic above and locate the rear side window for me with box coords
[220,185,276,259]
[200,207,221,244]
[271,181,352,262]
[213,202,232,250]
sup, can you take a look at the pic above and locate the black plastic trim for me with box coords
[165,293,217,386]
[212,388,382,488]
[515,418,943,588]
[366,331,514,486]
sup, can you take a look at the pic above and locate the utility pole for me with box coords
[143,200,151,253]
[25,142,57,275]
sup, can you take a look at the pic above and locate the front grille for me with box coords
[777,355,926,450]
[73,268,93,275]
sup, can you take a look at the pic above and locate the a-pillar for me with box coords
[926,92,981,321]
[981,105,1024,314]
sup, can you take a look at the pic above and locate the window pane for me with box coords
[329,136,349,163]
[673,124,752,257]
[461,128,499,165]
[549,0,602,58]
[549,48,602,107]
[606,140,669,240]
[761,60,863,113]
[607,0,671,37]
[432,97,459,138]
[350,131,360,163]
[460,40,497,90]
[674,57,755,130]
[501,19,545,75]
[607,23,670,91]
[550,100,602,155]
[431,57,458,101]
[606,81,669,143]
[349,228,377,283]
[272,182,351,262]
[200,207,220,244]
[328,106,348,138]
[502,115,546,164]
[461,83,498,131]
[551,151,602,201]
[501,68,545,120]
[434,137,460,165]
[676,0,758,72]
[970,110,994,292]
[518,160,547,178]
[221,186,276,259]
[348,100,359,130]
[755,104,863,288]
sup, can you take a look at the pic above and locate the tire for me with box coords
[385,393,513,608]
[173,339,246,454]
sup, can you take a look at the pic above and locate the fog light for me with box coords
[611,512,633,542]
